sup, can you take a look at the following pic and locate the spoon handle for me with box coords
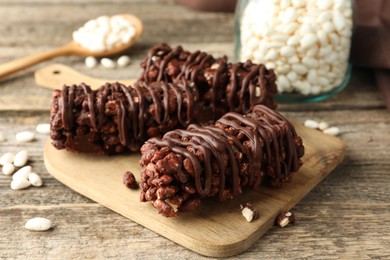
[34,63,136,90]
[0,43,74,80]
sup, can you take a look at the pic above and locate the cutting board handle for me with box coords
[34,63,136,90]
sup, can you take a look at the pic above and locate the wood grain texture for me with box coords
[43,123,345,257]
[1,0,390,259]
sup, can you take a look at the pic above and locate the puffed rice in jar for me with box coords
[234,0,353,102]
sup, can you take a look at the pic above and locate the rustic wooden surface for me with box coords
[0,0,389,259]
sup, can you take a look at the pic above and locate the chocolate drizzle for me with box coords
[60,84,74,130]
[140,43,277,115]
[227,61,277,113]
[142,43,179,82]
[140,105,304,216]
[161,125,236,200]
[51,80,203,154]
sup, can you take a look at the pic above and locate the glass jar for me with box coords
[234,0,353,102]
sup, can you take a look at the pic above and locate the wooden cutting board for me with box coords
[43,122,345,257]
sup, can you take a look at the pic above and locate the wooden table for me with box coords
[1,1,389,259]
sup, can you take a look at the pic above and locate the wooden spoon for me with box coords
[0,14,143,80]
[35,63,136,90]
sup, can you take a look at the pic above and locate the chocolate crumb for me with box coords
[240,203,259,222]
[275,211,295,228]
[123,171,138,189]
